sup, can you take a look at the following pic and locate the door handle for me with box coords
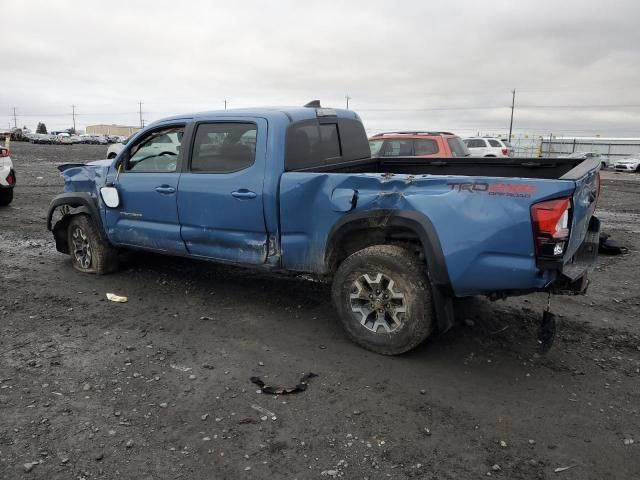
[155,185,176,194]
[231,189,257,199]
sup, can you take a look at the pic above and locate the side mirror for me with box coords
[100,186,120,208]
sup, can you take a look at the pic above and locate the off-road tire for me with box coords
[332,245,434,355]
[67,214,119,274]
[0,188,13,206]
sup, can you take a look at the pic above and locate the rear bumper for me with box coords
[1,168,15,188]
[550,215,600,294]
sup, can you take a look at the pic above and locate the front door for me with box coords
[106,124,187,253]
[177,119,268,264]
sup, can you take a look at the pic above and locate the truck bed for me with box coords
[293,156,588,180]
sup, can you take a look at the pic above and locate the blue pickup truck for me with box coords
[47,103,601,354]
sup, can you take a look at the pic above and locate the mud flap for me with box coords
[537,310,556,353]
[537,294,556,353]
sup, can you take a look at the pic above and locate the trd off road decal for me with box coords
[447,181,536,198]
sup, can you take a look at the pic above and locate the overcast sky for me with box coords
[3,0,640,137]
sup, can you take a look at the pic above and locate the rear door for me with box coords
[177,119,268,264]
[465,138,488,156]
[106,124,187,253]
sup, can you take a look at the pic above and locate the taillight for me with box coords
[6,173,15,185]
[0,148,9,157]
[531,197,571,257]
[501,147,508,156]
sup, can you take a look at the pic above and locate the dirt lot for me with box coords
[1,142,639,480]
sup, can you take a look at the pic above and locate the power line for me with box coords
[508,89,516,143]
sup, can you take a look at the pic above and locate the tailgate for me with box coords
[561,158,600,260]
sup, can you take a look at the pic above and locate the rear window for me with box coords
[488,139,502,148]
[447,137,470,157]
[285,118,370,170]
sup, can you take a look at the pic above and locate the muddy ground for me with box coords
[0,142,639,480]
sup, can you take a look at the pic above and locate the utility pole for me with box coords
[138,102,143,128]
[12,107,17,128]
[345,95,351,110]
[508,89,515,143]
[71,104,76,133]
[224,99,227,110]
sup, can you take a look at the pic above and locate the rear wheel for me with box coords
[332,245,434,355]
[0,188,13,206]
[67,214,118,274]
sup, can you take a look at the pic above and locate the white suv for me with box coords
[463,137,511,157]
[0,145,16,206]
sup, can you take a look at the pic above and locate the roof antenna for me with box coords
[304,100,321,108]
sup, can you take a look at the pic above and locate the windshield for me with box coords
[447,137,471,157]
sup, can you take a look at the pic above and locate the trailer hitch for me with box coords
[537,292,556,353]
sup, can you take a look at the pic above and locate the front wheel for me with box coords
[67,214,119,274]
[332,245,434,355]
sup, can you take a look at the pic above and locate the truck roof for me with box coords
[153,106,361,126]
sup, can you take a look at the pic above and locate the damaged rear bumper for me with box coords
[550,216,600,295]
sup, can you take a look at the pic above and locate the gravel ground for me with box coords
[0,142,639,479]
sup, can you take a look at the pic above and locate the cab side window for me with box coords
[414,139,439,155]
[191,123,257,173]
[125,127,184,173]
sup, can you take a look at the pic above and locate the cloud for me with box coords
[2,0,639,136]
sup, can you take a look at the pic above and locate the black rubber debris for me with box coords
[251,372,318,395]
[599,233,628,255]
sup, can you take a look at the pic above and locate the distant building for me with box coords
[86,124,140,137]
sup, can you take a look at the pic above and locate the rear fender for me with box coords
[326,210,455,332]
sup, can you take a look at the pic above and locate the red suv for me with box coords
[369,131,470,158]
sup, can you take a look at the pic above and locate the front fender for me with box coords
[47,193,109,253]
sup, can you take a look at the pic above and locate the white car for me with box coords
[107,138,127,159]
[106,132,181,160]
[463,137,511,157]
[0,145,16,206]
[614,153,640,173]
